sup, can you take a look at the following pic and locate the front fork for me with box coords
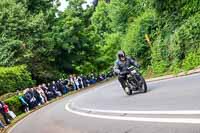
[129,73,143,90]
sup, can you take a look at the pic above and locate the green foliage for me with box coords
[0,0,59,83]
[182,51,200,71]
[53,2,99,74]
[96,33,122,71]
[151,35,170,74]
[0,0,200,88]
[153,0,200,16]
[150,2,200,74]
[180,0,200,17]
[122,10,157,68]
[151,60,168,74]
[0,65,35,95]
[91,1,111,37]
[17,0,58,14]
[170,13,200,61]
[4,96,23,115]
[0,92,18,101]
[108,0,131,32]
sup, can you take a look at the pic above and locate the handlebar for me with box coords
[127,66,135,71]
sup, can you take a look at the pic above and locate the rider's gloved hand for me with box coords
[135,64,140,69]
[119,71,124,75]
[120,70,129,75]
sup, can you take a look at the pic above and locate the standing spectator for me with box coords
[77,76,84,89]
[32,88,42,105]
[86,75,91,86]
[37,86,47,103]
[67,77,73,91]
[43,84,55,100]
[3,103,16,119]
[19,95,29,113]
[81,74,87,88]
[74,76,80,90]
[52,81,62,97]
[48,82,57,97]
[47,83,57,99]
[24,89,37,109]
[69,75,76,91]
[0,101,10,125]
[56,80,65,94]
[90,73,96,84]
[35,88,44,104]
[17,90,29,113]
[62,79,69,94]
[41,84,48,94]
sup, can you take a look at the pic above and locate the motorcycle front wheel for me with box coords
[123,87,132,95]
[139,76,147,93]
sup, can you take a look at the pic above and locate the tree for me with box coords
[0,0,59,82]
[52,0,99,74]
[91,1,111,39]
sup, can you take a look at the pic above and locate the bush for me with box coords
[151,35,170,74]
[122,10,157,68]
[150,12,200,74]
[4,96,23,116]
[0,92,18,101]
[153,0,200,18]
[169,13,200,61]
[170,61,182,75]
[182,51,200,71]
[0,65,35,95]
[96,33,122,70]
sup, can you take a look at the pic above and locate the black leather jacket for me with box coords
[114,56,139,75]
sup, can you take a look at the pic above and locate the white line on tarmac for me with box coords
[65,103,200,124]
[74,107,200,115]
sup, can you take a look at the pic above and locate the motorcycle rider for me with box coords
[114,50,140,92]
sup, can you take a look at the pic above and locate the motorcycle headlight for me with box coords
[131,70,137,74]
[127,74,132,78]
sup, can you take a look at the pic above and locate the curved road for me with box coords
[10,73,200,133]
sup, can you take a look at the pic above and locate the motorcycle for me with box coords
[123,66,147,95]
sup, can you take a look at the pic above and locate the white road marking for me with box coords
[65,103,200,124]
[74,106,200,115]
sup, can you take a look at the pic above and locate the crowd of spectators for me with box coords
[0,72,115,129]
[20,73,114,111]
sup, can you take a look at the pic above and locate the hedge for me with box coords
[0,65,35,95]
[4,96,23,116]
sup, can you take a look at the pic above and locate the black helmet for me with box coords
[117,50,126,60]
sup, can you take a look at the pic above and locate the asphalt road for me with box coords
[9,73,200,133]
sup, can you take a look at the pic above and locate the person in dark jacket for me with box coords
[45,83,55,100]
[114,50,140,92]
[32,88,42,105]
[48,82,57,97]
[56,80,65,94]
[24,88,37,109]
[51,81,62,96]
[80,74,87,88]
[61,79,69,94]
